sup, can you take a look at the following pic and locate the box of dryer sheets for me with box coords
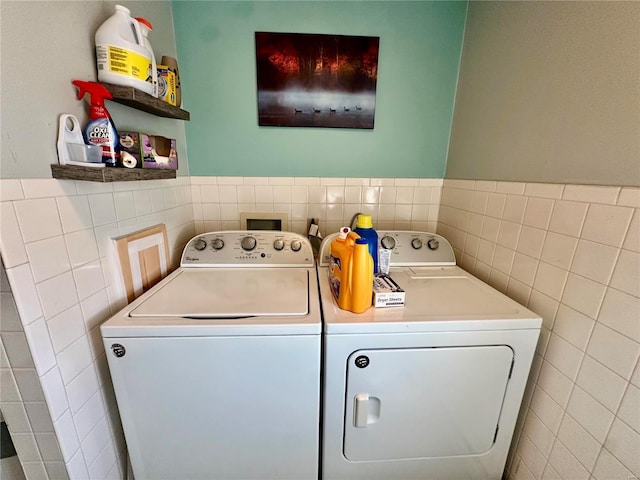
[373,274,405,308]
[118,132,143,168]
[141,134,178,169]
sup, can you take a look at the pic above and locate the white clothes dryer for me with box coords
[101,231,321,480]
[318,231,541,480]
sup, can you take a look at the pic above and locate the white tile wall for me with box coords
[438,179,640,480]
[2,175,637,480]
[190,177,442,236]
[0,177,194,480]
[0,175,440,479]
[1,261,65,480]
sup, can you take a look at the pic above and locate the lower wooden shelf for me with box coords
[51,164,176,182]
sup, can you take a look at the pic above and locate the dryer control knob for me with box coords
[241,236,257,251]
[211,238,224,250]
[291,240,302,252]
[380,235,396,250]
[411,238,423,249]
[273,239,285,251]
[193,238,207,251]
[427,238,440,250]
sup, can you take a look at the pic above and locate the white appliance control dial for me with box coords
[211,238,224,250]
[181,231,314,267]
[241,236,257,251]
[380,235,396,250]
[319,231,456,267]
[193,238,207,251]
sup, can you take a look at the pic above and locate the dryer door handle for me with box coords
[354,393,369,427]
[354,394,381,427]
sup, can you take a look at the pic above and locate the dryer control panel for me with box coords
[376,231,456,267]
[181,231,314,267]
[319,231,456,267]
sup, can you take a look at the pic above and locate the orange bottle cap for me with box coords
[136,17,153,30]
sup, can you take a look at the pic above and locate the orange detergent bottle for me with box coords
[328,228,374,314]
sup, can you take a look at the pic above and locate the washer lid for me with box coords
[130,268,309,318]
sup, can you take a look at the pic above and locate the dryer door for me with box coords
[343,346,513,461]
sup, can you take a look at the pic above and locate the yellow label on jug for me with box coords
[97,45,153,85]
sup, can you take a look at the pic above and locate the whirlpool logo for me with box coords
[111,344,126,358]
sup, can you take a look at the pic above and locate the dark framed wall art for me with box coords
[255,32,380,129]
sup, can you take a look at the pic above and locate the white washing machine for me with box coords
[318,231,542,480]
[101,231,321,480]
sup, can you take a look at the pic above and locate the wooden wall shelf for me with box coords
[51,164,176,182]
[101,83,190,120]
[52,81,186,182]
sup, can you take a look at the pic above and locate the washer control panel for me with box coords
[181,231,314,267]
[319,231,456,267]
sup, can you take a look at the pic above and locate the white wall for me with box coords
[0,178,194,479]
[438,179,639,479]
[445,5,640,475]
[190,176,442,236]
[2,173,638,480]
[0,173,439,479]
[1,262,53,480]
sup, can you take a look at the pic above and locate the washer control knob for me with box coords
[427,238,440,250]
[211,238,224,250]
[291,240,302,252]
[241,236,257,251]
[193,238,207,251]
[273,239,285,251]
[411,238,423,250]
[380,235,396,250]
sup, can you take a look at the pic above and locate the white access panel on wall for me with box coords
[343,346,514,462]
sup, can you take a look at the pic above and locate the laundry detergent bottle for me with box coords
[95,5,155,96]
[328,228,373,314]
[354,214,379,274]
[72,80,119,166]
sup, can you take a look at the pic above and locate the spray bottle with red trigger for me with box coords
[71,80,119,166]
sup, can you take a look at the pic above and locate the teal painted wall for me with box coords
[173,1,467,177]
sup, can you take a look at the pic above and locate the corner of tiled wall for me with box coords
[438,179,640,480]
[0,176,195,480]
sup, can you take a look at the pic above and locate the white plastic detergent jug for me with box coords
[136,17,158,97]
[95,5,155,96]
